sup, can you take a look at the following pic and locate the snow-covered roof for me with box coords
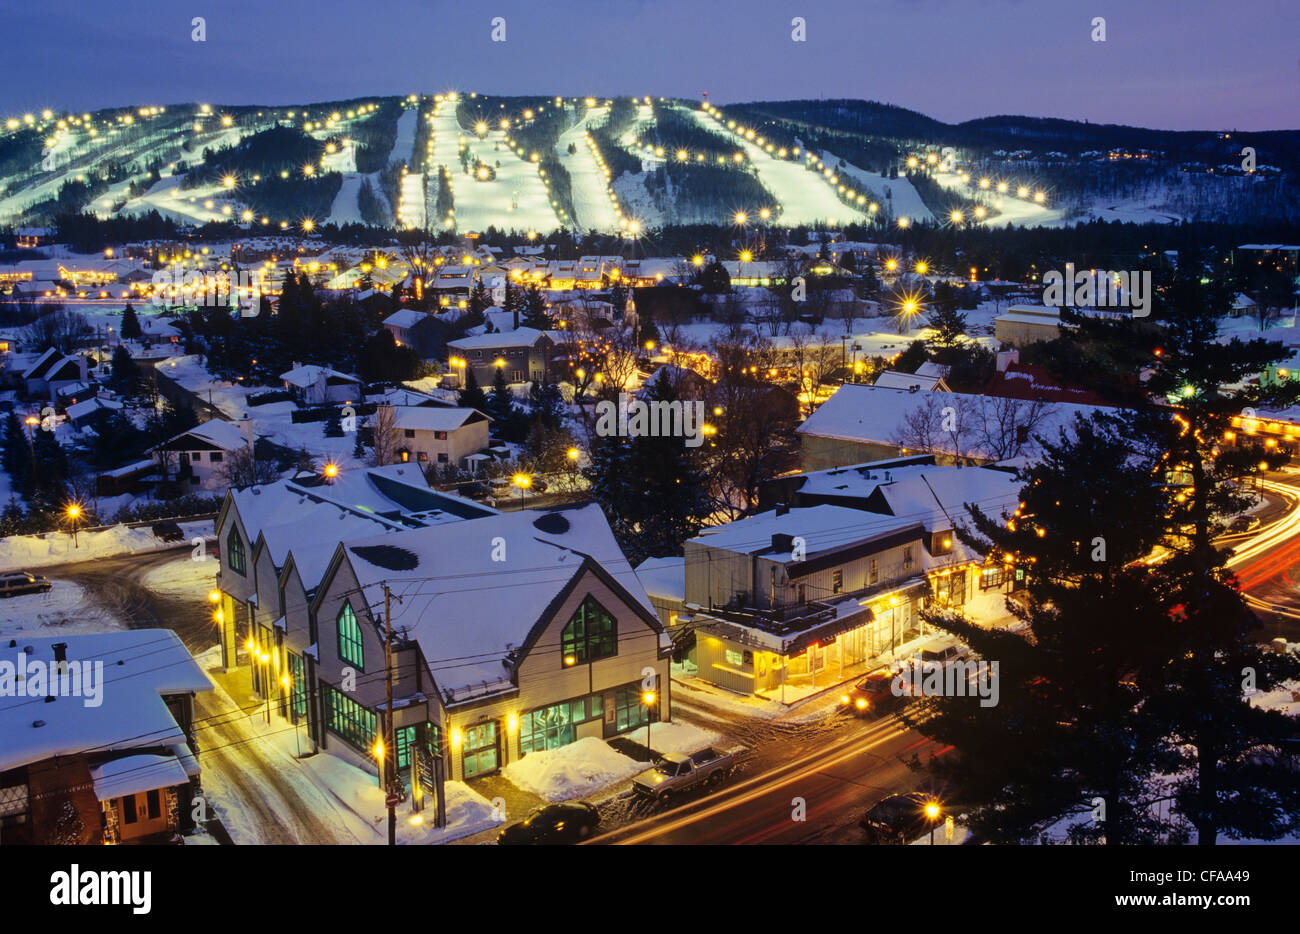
[340,502,655,699]
[174,418,247,451]
[874,370,945,392]
[388,405,488,433]
[66,396,123,421]
[280,364,361,387]
[796,383,1107,461]
[635,556,685,603]
[382,308,427,329]
[0,629,212,773]
[915,361,951,380]
[229,464,497,558]
[91,753,190,801]
[689,505,921,562]
[447,327,549,350]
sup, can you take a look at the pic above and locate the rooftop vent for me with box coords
[533,513,571,535]
[350,544,420,571]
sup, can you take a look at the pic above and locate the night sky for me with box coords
[2,0,1297,131]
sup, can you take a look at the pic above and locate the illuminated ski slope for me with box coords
[428,99,559,233]
[681,104,863,226]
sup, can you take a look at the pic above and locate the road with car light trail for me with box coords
[588,710,953,845]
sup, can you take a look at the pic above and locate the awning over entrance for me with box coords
[91,754,189,802]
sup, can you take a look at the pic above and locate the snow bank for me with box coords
[0,520,213,571]
[502,735,641,801]
[0,581,126,638]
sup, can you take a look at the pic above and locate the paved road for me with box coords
[591,710,944,845]
[45,545,219,651]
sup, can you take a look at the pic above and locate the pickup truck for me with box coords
[632,748,734,803]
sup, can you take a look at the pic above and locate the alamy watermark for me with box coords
[0,649,104,707]
[151,268,261,313]
[1042,262,1151,318]
[890,655,1000,707]
[593,392,708,448]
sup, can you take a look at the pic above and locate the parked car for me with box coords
[839,668,902,717]
[0,571,52,598]
[1228,515,1261,534]
[860,792,940,844]
[920,643,969,666]
[152,521,184,543]
[497,802,600,845]
[632,748,734,804]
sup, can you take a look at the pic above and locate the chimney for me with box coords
[52,642,67,664]
[996,349,1019,373]
[775,503,790,516]
[237,415,255,449]
[772,532,795,553]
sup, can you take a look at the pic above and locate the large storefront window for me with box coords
[613,683,656,734]
[520,696,603,755]
[462,722,499,778]
[561,596,617,666]
[321,681,377,753]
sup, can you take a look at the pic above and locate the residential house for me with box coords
[0,630,212,845]
[873,369,950,392]
[387,405,491,469]
[446,328,554,387]
[382,307,447,358]
[280,364,363,406]
[155,418,254,491]
[21,349,89,402]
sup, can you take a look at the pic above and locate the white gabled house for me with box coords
[280,364,363,406]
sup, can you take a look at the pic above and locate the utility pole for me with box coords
[383,583,398,846]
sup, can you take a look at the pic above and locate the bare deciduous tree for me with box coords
[369,404,402,467]
[214,446,279,490]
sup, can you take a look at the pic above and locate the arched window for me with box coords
[337,603,364,670]
[560,596,617,667]
[226,526,245,575]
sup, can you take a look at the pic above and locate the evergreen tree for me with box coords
[926,282,968,352]
[457,367,488,411]
[487,368,522,441]
[108,345,141,395]
[1,412,32,493]
[918,410,1180,843]
[520,284,550,330]
[119,302,142,340]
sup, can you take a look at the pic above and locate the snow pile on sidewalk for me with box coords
[0,582,126,638]
[0,520,213,570]
[502,735,642,801]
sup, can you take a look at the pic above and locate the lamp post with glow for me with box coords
[925,800,942,844]
[642,689,657,754]
[24,414,38,466]
[65,503,82,549]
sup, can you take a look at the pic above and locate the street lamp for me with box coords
[925,800,942,844]
[65,503,83,549]
[642,689,656,752]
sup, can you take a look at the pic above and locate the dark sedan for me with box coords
[497,801,600,845]
[860,792,942,845]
